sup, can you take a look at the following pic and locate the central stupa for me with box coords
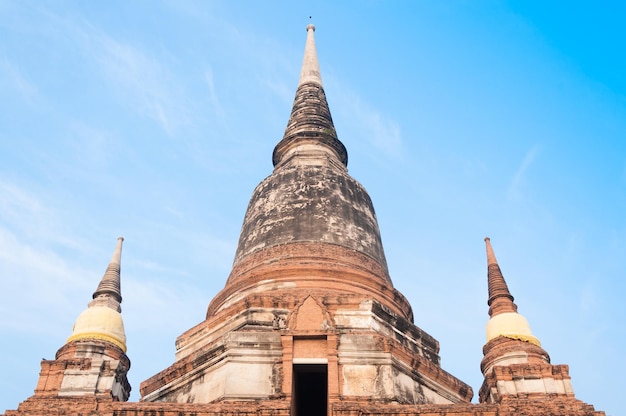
[139,24,472,411]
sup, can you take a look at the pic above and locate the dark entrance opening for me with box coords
[292,364,327,416]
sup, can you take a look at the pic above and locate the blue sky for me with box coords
[0,1,624,414]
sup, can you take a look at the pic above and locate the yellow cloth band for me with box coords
[66,332,127,352]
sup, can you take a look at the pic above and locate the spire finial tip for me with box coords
[485,236,490,242]
[307,23,315,31]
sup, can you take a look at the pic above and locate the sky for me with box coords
[0,1,624,414]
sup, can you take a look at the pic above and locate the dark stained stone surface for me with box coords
[233,163,388,273]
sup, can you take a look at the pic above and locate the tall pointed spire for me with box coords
[93,236,123,304]
[272,24,348,168]
[483,237,539,346]
[484,237,516,317]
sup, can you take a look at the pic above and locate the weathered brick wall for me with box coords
[479,336,575,404]
[207,241,413,320]
[332,399,604,416]
[4,397,604,416]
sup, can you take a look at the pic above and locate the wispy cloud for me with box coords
[0,178,89,254]
[87,32,189,136]
[0,179,50,240]
[264,78,295,105]
[579,280,597,317]
[204,67,225,119]
[0,58,39,104]
[26,9,192,138]
[507,144,540,201]
[0,226,92,335]
[66,121,116,168]
[359,103,402,157]
[331,85,403,159]
[13,5,192,137]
